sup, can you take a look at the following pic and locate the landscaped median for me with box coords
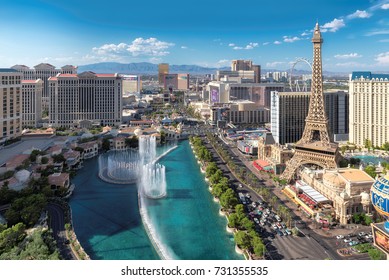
[189,136,266,260]
[65,223,90,260]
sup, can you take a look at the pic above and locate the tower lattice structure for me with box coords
[280,23,340,182]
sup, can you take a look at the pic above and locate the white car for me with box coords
[336,235,344,239]
[343,238,352,243]
[358,232,366,237]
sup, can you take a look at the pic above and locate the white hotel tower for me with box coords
[48,71,122,128]
[349,72,389,147]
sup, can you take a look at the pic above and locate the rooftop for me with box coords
[48,173,69,187]
[351,71,389,81]
[0,68,18,73]
[338,168,374,183]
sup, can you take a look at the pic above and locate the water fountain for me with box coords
[98,149,140,184]
[138,135,168,199]
[140,163,167,199]
[139,135,157,164]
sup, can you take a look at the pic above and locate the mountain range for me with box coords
[77,62,348,77]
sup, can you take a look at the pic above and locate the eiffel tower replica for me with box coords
[280,23,341,182]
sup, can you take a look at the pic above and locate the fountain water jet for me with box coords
[141,163,167,199]
[98,150,139,184]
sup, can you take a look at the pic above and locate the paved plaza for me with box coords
[0,137,56,165]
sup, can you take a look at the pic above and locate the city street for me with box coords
[204,133,372,260]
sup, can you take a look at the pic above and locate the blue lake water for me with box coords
[70,140,243,260]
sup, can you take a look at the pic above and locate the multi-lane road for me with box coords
[201,132,371,260]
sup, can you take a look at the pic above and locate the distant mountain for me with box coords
[77,62,348,77]
[78,62,229,74]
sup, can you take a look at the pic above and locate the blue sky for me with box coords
[1,0,389,72]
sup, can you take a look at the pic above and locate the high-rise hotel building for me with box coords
[48,71,122,128]
[349,72,389,147]
[158,63,169,85]
[0,69,22,142]
[271,91,349,145]
[21,79,43,127]
[11,63,77,112]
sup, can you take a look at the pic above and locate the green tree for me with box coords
[382,142,389,151]
[29,149,42,162]
[52,154,65,163]
[291,227,299,236]
[209,169,224,185]
[211,182,229,198]
[102,138,111,151]
[220,188,238,210]
[5,194,47,227]
[228,213,240,228]
[41,157,49,164]
[353,213,362,224]
[364,139,372,150]
[0,223,26,255]
[125,136,139,148]
[240,217,255,231]
[252,236,265,257]
[364,165,376,179]
[234,231,251,250]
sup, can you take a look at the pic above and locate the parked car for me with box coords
[358,232,366,237]
[349,240,359,246]
[343,238,352,243]
[336,235,344,239]
[285,228,291,235]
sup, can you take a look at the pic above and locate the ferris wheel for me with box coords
[289,58,313,92]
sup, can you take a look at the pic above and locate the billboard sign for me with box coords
[372,224,389,255]
[211,88,219,103]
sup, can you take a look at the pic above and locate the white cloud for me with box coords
[149,57,162,63]
[321,18,345,32]
[127,37,174,56]
[266,61,284,68]
[379,39,389,42]
[216,59,230,67]
[262,42,270,45]
[365,29,389,36]
[245,42,258,49]
[381,3,389,9]
[375,52,389,65]
[283,36,301,43]
[92,43,128,55]
[335,62,367,68]
[273,41,282,45]
[230,42,259,50]
[347,10,372,19]
[181,46,188,49]
[301,32,309,36]
[92,37,174,58]
[334,53,362,59]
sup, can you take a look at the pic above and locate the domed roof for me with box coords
[371,174,389,217]
[323,172,346,188]
[15,170,31,183]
